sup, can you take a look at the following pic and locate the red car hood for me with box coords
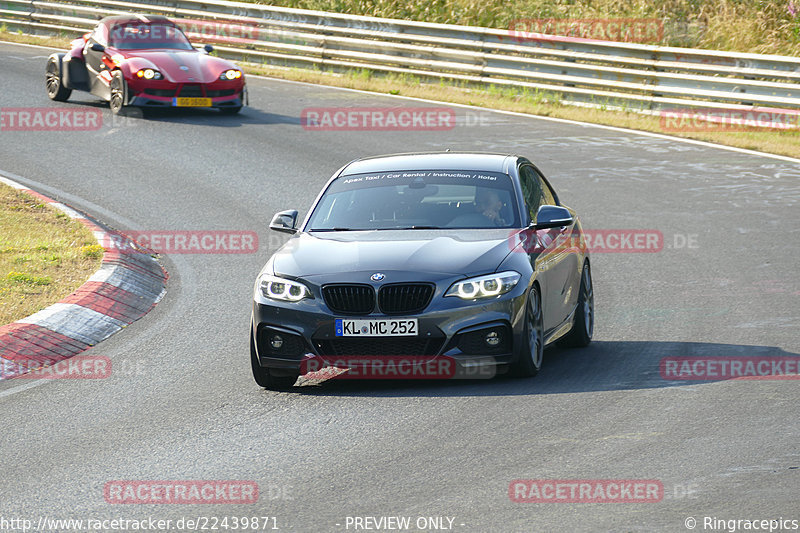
[118,49,234,83]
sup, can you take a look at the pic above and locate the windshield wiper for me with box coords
[383,225,441,230]
[311,226,442,232]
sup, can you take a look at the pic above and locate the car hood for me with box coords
[119,49,233,83]
[271,229,518,279]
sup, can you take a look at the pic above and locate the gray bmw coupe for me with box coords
[251,152,593,390]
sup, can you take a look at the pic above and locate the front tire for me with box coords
[250,326,298,391]
[510,284,544,377]
[45,56,71,101]
[109,71,127,115]
[558,262,594,348]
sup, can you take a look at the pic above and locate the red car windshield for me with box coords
[109,23,194,50]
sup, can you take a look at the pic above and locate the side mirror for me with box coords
[90,43,105,53]
[269,210,299,234]
[203,44,214,53]
[534,205,573,229]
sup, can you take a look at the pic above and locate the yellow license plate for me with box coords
[173,97,212,107]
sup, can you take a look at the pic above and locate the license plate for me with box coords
[173,97,212,107]
[335,318,418,337]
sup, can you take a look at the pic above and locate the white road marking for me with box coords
[246,79,800,164]
[0,379,49,399]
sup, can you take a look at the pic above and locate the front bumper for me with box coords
[251,279,529,377]
[126,80,246,109]
[128,93,244,109]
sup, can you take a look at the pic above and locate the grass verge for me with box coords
[0,182,102,324]
[3,30,798,160]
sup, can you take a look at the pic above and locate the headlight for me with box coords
[445,271,521,300]
[258,274,312,302]
[136,68,163,80]
[220,69,242,80]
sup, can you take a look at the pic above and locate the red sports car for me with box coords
[45,15,247,115]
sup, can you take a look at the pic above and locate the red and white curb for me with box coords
[0,175,167,380]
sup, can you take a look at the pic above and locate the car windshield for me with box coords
[109,23,194,50]
[307,170,520,231]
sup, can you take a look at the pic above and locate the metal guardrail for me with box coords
[3,0,800,113]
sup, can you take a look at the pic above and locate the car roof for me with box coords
[98,15,176,28]
[340,152,519,176]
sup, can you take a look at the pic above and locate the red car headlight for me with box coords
[136,68,163,80]
[220,69,242,81]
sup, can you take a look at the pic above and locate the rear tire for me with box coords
[45,57,71,101]
[510,285,544,377]
[558,262,594,348]
[250,325,298,391]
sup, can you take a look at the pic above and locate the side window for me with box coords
[539,176,557,206]
[519,165,543,224]
[91,24,108,46]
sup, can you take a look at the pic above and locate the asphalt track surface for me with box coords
[1,42,799,532]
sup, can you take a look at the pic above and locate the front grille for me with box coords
[206,89,236,97]
[143,88,175,97]
[317,337,444,357]
[322,284,375,314]
[178,84,204,97]
[378,283,434,314]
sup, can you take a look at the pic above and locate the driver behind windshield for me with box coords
[476,188,507,226]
